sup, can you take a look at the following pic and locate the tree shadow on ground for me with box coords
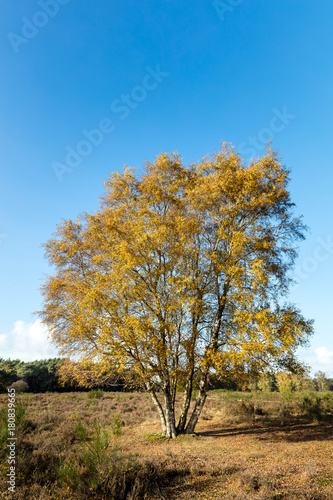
[162,476,227,499]
[197,417,333,443]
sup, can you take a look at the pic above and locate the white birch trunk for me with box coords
[177,371,193,433]
[185,370,208,434]
[164,387,177,438]
[145,382,167,436]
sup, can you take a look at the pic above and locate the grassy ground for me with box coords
[0,390,332,499]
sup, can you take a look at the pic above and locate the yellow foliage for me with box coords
[38,144,313,435]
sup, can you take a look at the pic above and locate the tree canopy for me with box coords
[39,144,313,437]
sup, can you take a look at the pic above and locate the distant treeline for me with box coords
[0,358,138,393]
[0,358,332,394]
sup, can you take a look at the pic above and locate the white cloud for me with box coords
[297,345,333,377]
[315,346,333,366]
[0,319,59,361]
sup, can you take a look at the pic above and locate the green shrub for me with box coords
[300,395,327,422]
[87,388,104,399]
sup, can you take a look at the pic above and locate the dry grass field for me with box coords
[1,390,332,499]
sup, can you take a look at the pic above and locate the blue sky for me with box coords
[1,0,332,376]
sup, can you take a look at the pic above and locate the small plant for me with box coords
[0,408,10,453]
[15,400,28,430]
[0,400,28,460]
[57,421,110,493]
[111,414,122,437]
[79,421,110,469]
[144,432,169,442]
[87,388,104,399]
[74,416,89,442]
[56,458,80,491]
[56,421,156,498]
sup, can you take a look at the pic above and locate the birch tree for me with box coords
[39,144,313,438]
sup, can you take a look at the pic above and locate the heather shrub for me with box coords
[8,380,29,393]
